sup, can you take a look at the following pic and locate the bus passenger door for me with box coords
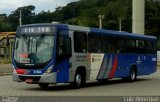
[56,35,72,83]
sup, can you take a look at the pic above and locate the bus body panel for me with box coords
[12,23,157,86]
[68,25,90,82]
[94,53,157,80]
[54,25,70,83]
[56,59,70,83]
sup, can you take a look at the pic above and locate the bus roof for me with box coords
[59,24,156,40]
[19,23,156,40]
[90,28,156,40]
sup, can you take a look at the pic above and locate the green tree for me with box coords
[7,5,35,31]
[34,10,53,23]
[0,0,160,36]
[0,14,12,31]
[145,0,160,35]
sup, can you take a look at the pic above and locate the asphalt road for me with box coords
[0,69,160,96]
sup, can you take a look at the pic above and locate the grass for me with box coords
[0,59,11,64]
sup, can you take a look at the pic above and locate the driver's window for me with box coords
[58,37,63,56]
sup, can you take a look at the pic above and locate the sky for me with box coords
[0,0,79,15]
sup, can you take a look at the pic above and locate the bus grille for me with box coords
[19,76,41,82]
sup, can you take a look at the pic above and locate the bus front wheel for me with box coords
[71,71,86,89]
[122,67,137,82]
[129,67,137,82]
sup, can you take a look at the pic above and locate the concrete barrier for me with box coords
[0,64,12,75]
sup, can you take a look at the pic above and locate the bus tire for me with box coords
[71,70,86,89]
[38,83,49,89]
[128,67,137,82]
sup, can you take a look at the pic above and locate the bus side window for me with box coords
[137,40,145,54]
[58,37,63,56]
[144,40,151,53]
[57,31,72,63]
[152,41,157,53]
[150,41,157,54]
[126,38,136,53]
[63,37,72,57]
[101,36,108,53]
[108,36,115,53]
[88,34,102,53]
[57,36,72,62]
[74,32,87,53]
[116,37,125,53]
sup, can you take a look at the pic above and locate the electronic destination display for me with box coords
[19,26,56,34]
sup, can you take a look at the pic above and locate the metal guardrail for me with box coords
[0,59,11,64]
[0,32,15,63]
[0,32,15,40]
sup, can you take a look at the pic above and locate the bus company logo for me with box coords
[2,96,18,102]
[91,54,102,63]
[138,56,141,61]
[33,70,42,74]
[136,56,142,63]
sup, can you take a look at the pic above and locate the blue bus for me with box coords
[12,23,157,88]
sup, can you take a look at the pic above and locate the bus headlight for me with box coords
[45,68,52,74]
[45,65,54,74]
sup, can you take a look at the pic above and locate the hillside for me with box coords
[0,0,160,37]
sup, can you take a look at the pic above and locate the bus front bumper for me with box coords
[12,73,57,84]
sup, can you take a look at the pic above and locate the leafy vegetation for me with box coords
[0,0,160,37]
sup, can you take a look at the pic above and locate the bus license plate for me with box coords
[25,79,33,83]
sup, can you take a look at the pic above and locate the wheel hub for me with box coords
[76,74,81,86]
[131,71,135,80]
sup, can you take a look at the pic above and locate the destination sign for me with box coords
[20,26,56,34]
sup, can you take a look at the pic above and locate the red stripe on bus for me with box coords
[109,56,118,78]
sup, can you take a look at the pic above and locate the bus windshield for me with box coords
[14,34,54,65]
